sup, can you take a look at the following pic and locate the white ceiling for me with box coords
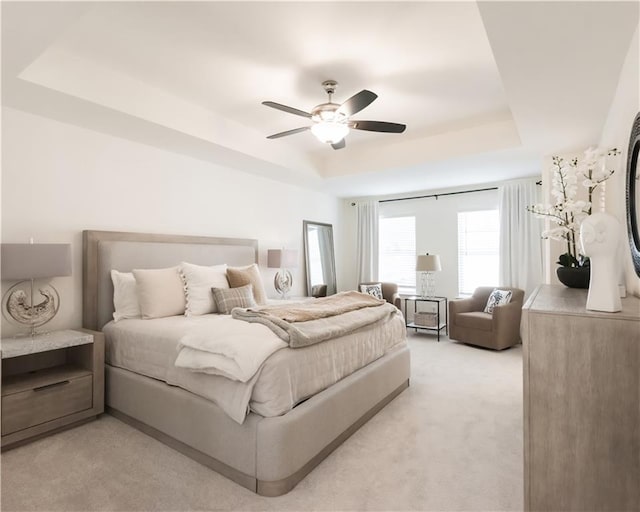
[2,1,638,198]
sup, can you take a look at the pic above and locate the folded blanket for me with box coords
[232,291,399,348]
[175,316,287,382]
[254,290,385,322]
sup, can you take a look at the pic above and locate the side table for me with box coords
[404,296,448,341]
[1,328,104,450]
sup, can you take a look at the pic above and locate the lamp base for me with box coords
[420,272,436,299]
[2,279,60,335]
[274,270,293,300]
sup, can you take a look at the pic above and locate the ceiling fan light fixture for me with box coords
[311,121,350,144]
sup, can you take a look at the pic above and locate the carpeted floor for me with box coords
[1,334,524,511]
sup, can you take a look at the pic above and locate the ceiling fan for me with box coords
[262,80,406,150]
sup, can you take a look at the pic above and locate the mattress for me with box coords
[103,312,406,423]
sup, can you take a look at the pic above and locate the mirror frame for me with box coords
[303,220,337,297]
[626,111,640,277]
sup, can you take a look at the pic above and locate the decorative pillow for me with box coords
[180,262,228,316]
[484,289,513,314]
[212,284,257,314]
[226,264,268,305]
[132,267,186,319]
[360,283,384,300]
[111,270,141,322]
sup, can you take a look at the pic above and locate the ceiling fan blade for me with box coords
[331,139,346,150]
[349,120,406,133]
[266,126,310,139]
[336,90,378,117]
[262,101,312,118]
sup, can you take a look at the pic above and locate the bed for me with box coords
[82,230,410,496]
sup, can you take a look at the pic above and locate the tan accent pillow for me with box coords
[133,267,186,319]
[226,263,267,305]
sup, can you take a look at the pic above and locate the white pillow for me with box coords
[360,283,384,300]
[133,267,186,319]
[484,289,513,314]
[111,270,141,322]
[180,262,228,315]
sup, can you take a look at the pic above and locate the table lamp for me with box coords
[267,249,298,299]
[416,253,441,298]
[1,242,72,337]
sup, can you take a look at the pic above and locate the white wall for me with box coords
[339,187,499,300]
[1,107,340,336]
[600,24,640,297]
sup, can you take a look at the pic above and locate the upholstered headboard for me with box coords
[82,230,258,330]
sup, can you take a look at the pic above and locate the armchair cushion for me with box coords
[456,311,493,331]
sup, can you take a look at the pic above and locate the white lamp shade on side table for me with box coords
[416,254,441,298]
[416,254,442,272]
[267,249,298,269]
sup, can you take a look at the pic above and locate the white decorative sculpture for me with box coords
[580,213,622,312]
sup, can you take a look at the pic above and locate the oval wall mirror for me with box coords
[303,221,337,297]
[626,111,640,277]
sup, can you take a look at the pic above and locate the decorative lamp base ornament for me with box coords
[2,278,59,337]
[420,271,436,298]
[274,269,293,299]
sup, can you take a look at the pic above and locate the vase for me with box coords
[556,266,590,289]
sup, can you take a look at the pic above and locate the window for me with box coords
[457,210,500,296]
[379,216,416,291]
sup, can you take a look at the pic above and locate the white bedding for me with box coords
[175,318,287,382]
[103,312,407,424]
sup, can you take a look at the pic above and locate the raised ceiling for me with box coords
[2,2,638,197]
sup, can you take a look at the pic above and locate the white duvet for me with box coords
[103,311,407,424]
[174,316,286,382]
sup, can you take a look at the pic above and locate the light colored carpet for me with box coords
[1,334,524,511]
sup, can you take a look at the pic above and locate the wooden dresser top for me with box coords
[524,284,640,321]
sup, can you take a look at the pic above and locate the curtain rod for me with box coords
[371,186,498,205]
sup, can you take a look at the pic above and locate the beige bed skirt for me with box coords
[106,344,411,496]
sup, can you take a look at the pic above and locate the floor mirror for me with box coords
[303,221,337,297]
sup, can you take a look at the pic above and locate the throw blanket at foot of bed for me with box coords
[231,291,398,348]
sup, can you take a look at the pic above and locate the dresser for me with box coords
[522,285,639,511]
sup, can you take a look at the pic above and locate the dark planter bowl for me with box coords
[556,266,590,289]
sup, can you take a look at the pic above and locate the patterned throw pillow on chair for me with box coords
[360,283,384,300]
[484,289,513,314]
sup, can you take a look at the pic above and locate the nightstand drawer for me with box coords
[1,374,93,435]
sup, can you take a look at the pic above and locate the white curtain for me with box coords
[499,179,543,297]
[356,200,379,283]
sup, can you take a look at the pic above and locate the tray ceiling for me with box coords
[2,1,638,197]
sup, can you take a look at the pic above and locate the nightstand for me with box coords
[404,296,448,341]
[1,329,104,450]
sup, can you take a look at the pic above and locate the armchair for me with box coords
[359,281,402,309]
[449,286,524,350]
[310,284,328,298]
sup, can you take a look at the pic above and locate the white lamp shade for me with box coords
[1,244,72,280]
[416,254,441,272]
[267,249,298,269]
